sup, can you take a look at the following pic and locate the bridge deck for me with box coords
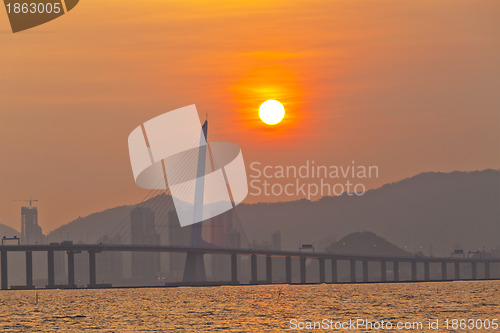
[0,244,497,263]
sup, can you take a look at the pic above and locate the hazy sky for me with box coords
[1,0,499,232]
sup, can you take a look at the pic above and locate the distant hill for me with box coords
[48,169,500,256]
[48,205,135,243]
[0,223,20,238]
[237,169,500,255]
[325,231,412,257]
[48,195,172,243]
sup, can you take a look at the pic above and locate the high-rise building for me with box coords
[130,207,160,281]
[271,231,281,251]
[209,213,227,247]
[167,210,191,247]
[97,235,124,285]
[208,210,239,281]
[21,206,44,244]
[167,210,191,277]
[74,249,89,287]
[228,229,241,249]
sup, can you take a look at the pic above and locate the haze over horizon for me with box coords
[36,169,500,258]
[1,0,499,231]
[1,168,498,238]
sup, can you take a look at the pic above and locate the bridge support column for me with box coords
[393,261,399,281]
[471,262,477,280]
[25,251,33,288]
[380,261,387,282]
[362,260,368,282]
[300,257,306,284]
[441,262,447,280]
[183,252,206,283]
[1,251,7,290]
[88,250,96,288]
[454,262,460,280]
[350,260,356,283]
[331,259,337,283]
[424,262,430,281]
[67,251,75,287]
[411,261,417,281]
[47,250,55,288]
[231,254,237,284]
[250,254,257,283]
[485,262,490,279]
[266,256,272,284]
[285,256,292,284]
[319,258,325,283]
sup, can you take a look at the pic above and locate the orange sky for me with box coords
[1,0,499,232]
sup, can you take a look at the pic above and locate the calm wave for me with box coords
[0,281,498,332]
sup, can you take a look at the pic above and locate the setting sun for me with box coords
[259,100,285,125]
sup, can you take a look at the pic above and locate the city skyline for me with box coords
[2,169,496,260]
[0,167,498,236]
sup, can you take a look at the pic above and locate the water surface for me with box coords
[0,281,498,332]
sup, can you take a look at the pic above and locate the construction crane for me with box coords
[14,199,38,207]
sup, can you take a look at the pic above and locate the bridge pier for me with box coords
[1,245,499,289]
[67,251,76,287]
[424,262,430,281]
[25,251,33,288]
[88,250,96,288]
[362,260,368,282]
[380,261,387,282]
[300,257,306,283]
[266,255,272,284]
[441,262,448,280]
[250,254,257,283]
[319,258,325,283]
[350,259,356,283]
[454,262,460,280]
[331,259,337,283]
[471,262,477,280]
[231,254,238,284]
[411,261,417,281]
[47,250,55,288]
[393,261,399,281]
[285,256,292,283]
[183,252,206,283]
[1,251,7,290]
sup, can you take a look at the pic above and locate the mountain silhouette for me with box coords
[237,169,499,256]
[325,231,412,257]
[47,194,175,244]
[39,169,499,257]
[0,223,20,239]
